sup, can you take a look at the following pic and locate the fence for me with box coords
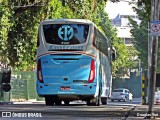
[1,70,142,101]
[1,71,44,102]
[112,71,142,98]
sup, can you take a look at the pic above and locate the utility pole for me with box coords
[147,0,154,107]
[147,0,159,118]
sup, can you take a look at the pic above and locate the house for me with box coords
[105,1,140,46]
[110,13,140,46]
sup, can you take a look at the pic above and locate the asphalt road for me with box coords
[0,100,139,120]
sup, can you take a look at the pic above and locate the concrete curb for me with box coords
[13,101,45,104]
[0,101,45,105]
[0,102,13,105]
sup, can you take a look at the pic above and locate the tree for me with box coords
[129,17,148,69]
[0,4,13,64]
[0,0,134,75]
[129,0,160,72]
[65,0,135,76]
[0,0,46,70]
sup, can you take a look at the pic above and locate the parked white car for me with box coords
[154,91,160,104]
[110,88,133,102]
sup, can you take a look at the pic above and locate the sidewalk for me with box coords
[126,105,160,120]
[13,100,45,104]
[0,100,45,105]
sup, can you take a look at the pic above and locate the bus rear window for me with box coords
[43,24,89,45]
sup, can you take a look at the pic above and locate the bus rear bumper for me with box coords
[36,83,96,97]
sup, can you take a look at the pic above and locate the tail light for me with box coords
[120,93,124,95]
[37,59,44,83]
[88,59,96,83]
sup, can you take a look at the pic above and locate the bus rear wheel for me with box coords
[55,100,62,105]
[45,96,54,106]
[87,96,100,106]
[87,100,91,105]
[101,97,108,105]
[94,96,100,106]
[64,100,70,105]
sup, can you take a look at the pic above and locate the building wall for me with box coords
[112,72,142,98]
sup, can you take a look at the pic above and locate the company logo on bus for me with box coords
[58,25,74,41]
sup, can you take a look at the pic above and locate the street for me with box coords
[0,98,159,120]
[0,98,141,120]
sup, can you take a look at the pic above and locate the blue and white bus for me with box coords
[36,19,116,106]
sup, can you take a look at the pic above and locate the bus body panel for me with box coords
[36,19,114,104]
[85,24,112,98]
[37,19,93,57]
[37,82,97,96]
[37,53,98,97]
[41,55,93,84]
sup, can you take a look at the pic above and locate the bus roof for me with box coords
[40,19,94,25]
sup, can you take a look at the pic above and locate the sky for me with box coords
[105,1,137,19]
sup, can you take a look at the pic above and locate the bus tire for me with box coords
[45,96,54,106]
[64,100,70,105]
[96,96,100,106]
[101,97,108,105]
[90,96,100,106]
[87,100,91,106]
[55,100,62,105]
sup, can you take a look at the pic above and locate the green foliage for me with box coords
[7,8,40,70]
[129,17,148,69]
[0,6,13,63]
[92,8,136,76]
[128,1,160,72]
[0,0,133,75]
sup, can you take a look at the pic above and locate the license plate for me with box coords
[61,86,70,90]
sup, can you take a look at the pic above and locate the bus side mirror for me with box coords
[112,52,116,61]
[111,47,116,61]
